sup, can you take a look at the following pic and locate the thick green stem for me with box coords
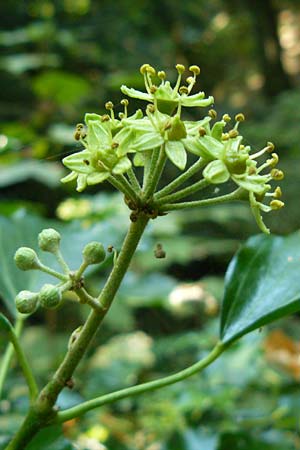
[56,341,226,422]
[155,178,209,205]
[155,158,207,199]
[0,315,23,399]
[161,188,243,211]
[6,215,149,450]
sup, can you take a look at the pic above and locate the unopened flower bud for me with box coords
[14,247,41,271]
[189,65,200,75]
[38,228,61,253]
[176,64,185,74]
[15,291,39,314]
[83,242,106,265]
[39,284,62,309]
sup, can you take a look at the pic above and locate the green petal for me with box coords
[112,157,132,174]
[133,152,145,167]
[76,174,88,192]
[87,120,110,150]
[61,171,77,183]
[165,141,187,170]
[87,171,109,185]
[181,94,214,108]
[184,117,211,135]
[249,192,270,234]
[183,137,209,158]
[203,160,230,184]
[114,127,134,156]
[120,85,152,102]
[232,174,270,195]
[211,120,226,140]
[62,150,93,174]
[132,132,164,152]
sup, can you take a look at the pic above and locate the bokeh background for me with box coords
[1,1,300,449]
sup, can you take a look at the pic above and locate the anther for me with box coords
[179,86,189,95]
[189,65,200,75]
[150,85,158,94]
[176,64,185,74]
[270,199,284,210]
[235,113,245,122]
[105,101,114,110]
[222,114,231,122]
[221,133,229,140]
[147,104,155,113]
[209,109,217,119]
[228,129,239,138]
[101,114,110,122]
[121,99,129,106]
[140,64,150,75]
[199,127,206,136]
[271,168,284,180]
[158,71,166,80]
[266,141,275,152]
[146,65,156,76]
[186,76,194,84]
[274,186,282,198]
[111,142,119,149]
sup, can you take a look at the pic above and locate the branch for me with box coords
[0,314,38,403]
[160,188,244,211]
[56,341,226,423]
[155,157,207,199]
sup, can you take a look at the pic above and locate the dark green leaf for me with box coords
[220,232,300,344]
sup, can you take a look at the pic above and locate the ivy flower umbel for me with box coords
[182,112,284,233]
[61,106,140,192]
[121,64,214,115]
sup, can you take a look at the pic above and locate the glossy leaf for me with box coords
[220,232,300,344]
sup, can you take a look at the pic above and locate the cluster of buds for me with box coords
[14,228,106,314]
[60,63,284,233]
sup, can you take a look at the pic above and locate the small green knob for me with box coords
[39,284,62,309]
[82,242,106,265]
[15,291,39,314]
[14,247,41,271]
[38,228,61,253]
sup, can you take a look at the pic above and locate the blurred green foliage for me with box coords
[1,0,300,449]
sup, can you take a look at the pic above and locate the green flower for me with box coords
[61,113,136,191]
[121,64,214,115]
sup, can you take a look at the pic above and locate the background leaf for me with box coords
[220,232,300,344]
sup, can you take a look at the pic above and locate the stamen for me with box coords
[228,129,239,138]
[121,99,129,118]
[270,199,284,210]
[189,65,200,75]
[271,168,284,180]
[174,64,185,93]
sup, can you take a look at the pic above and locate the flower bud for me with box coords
[15,291,39,314]
[38,228,61,253]
[82,242,106,265]
[14,247,40,271]
[39,284,62,309]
